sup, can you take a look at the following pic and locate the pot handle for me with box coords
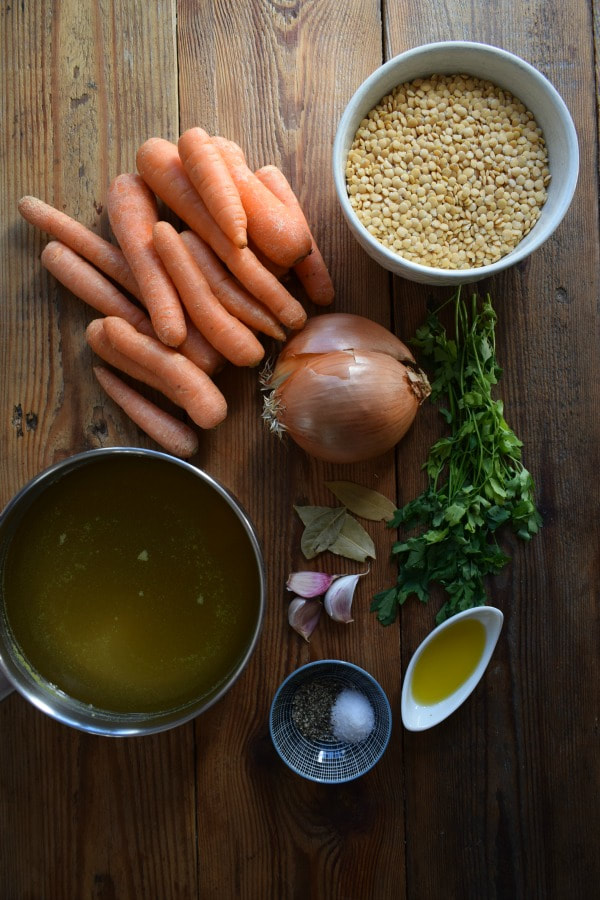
[0,668,15,701]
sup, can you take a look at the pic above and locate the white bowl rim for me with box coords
[333,40,579,282]
[401,605,504,732]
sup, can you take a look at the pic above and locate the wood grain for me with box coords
[1,0,599,898]
[1,4,197,899]
[387,3,600,899]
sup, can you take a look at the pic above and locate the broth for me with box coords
[2,455,261,714]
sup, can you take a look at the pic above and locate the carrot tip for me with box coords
[152,319,188,348]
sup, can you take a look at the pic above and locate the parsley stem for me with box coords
[372,289,542,625]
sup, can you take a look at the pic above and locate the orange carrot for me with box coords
[179,230,286,341]
[178,127,247,249]
[246,238,290,279]
[86,318,180,402]
[153,221,265,367]
[102,316,227,429]
[41,241,149,328]
[107,173,186,348]
[93,365,200,458]
[177,316,226,376]
[42,240,223,374]
[85,319,222,406]
[134,307,224,376]
[18,195,140,298]
[255,165,335,305]
[211,137,312,269]
[135,138,306,330]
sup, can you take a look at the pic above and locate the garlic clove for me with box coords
[323,572,366,623]
[288,598,323,641]
[286,570,337,598]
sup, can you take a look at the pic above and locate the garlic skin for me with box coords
[323,573,365,623]
[288,598,322,642]
[286,571,337,598]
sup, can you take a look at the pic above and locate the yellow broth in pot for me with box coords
[2,454,262,714]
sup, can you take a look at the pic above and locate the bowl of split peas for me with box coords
[333,41,579,285]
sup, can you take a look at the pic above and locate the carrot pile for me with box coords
[18,130,335,457]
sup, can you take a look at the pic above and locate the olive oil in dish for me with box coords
[410,617,487,705]
[2,455,261,714]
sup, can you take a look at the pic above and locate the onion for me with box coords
[262,314,430,463]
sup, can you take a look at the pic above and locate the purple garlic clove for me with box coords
[286,571,337,599]
[323,573,365,623]
[288,597,323,641]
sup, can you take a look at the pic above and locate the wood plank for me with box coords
[0,3,198,898]
[0,0,598,897]
[386,4,600,899]
[177,2,407,898]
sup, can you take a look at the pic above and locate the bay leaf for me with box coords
[295,506,347,559]
[325,481,396,521]
[330,515,376,562]
[294,505,334,527]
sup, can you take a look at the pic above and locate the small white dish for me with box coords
[401,606,503,731]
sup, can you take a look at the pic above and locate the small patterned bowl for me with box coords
[269,659,392,783]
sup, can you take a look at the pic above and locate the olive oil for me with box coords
[2,456,261,714]
[411,617,486,705]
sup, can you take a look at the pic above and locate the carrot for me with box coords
[87,315,222,410]
[177,317,226,376]
[18,195,140,298]
[42,239,223,374]
[107,173,186,348]
[41,241,149,328]
[211,137,312,269]
[86,318,180,402]
[93,365,200,458]
[102,316,227,429]
[246,238,290,279]
[153,221,265,367]
[135,138,307,330]
[255,165,335,305]
[179,230,286,341]
[178,127,247,249]
[133,307,224,376]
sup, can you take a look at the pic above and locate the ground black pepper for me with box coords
[291,677,343,741]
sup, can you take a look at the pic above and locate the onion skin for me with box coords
[262,313,430,464]
[276,313,415,366]
[267,349,423,463]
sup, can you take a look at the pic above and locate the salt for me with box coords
[330,688,375,743]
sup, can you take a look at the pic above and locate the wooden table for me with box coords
[1,2,598,897]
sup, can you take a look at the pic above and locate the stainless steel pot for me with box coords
[0,447,265,736]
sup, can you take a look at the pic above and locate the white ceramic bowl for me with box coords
[401,606,504,731]
[333,41,579,285]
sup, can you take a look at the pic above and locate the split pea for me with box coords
[346,72,550,270]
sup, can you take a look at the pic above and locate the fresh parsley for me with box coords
[372,289,542,625]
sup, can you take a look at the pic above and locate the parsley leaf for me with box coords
[371,289,542,625]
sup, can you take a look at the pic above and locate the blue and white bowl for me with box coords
[269,659,392,783]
